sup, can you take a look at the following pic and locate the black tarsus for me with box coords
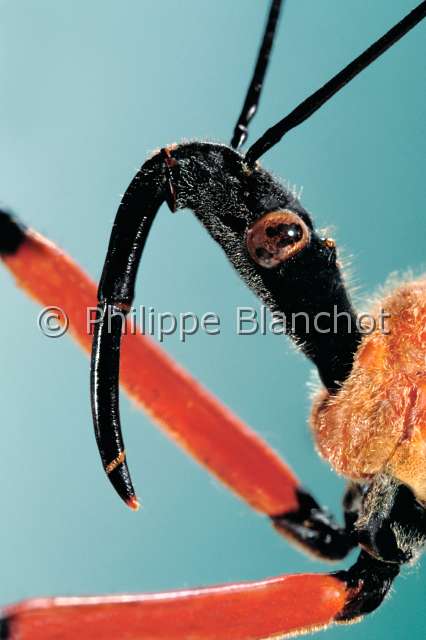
[0,209,26,255]
[246,1,426,165]
[335,551,400,620]
[0,616,10,640]
[271,478,426,566]
[272,488,356,561]
[230,0,283,150]
[91,154,167,507]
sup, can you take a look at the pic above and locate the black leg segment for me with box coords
[335,551,400,621]
[0,210,26,255]
[272,488,356,561]
[0,616,10,640]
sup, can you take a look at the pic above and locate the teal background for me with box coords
[0,1,424,638]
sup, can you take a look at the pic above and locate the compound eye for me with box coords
[246,210,310,268]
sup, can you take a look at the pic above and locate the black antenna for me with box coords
[246,1,426,165]
[230,0,283,150]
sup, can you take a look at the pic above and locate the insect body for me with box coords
[313,280,426,504]
[0,1,425,638]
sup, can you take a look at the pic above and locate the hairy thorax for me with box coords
[311,278,426,502]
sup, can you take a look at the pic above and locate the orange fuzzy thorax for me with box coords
[311,278,426,502]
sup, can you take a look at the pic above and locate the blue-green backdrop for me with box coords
[0,1,425,638]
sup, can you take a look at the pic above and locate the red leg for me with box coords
[1,225,299,516]
[2,551,400,639]
[2,573,347,640]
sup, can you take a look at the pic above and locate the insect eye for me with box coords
[246,210,310,268]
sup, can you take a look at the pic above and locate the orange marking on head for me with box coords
[323,237,336,249]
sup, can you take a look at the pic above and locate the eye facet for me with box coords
[246,210,310,268]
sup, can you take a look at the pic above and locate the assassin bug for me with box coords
[0,0,425,637]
